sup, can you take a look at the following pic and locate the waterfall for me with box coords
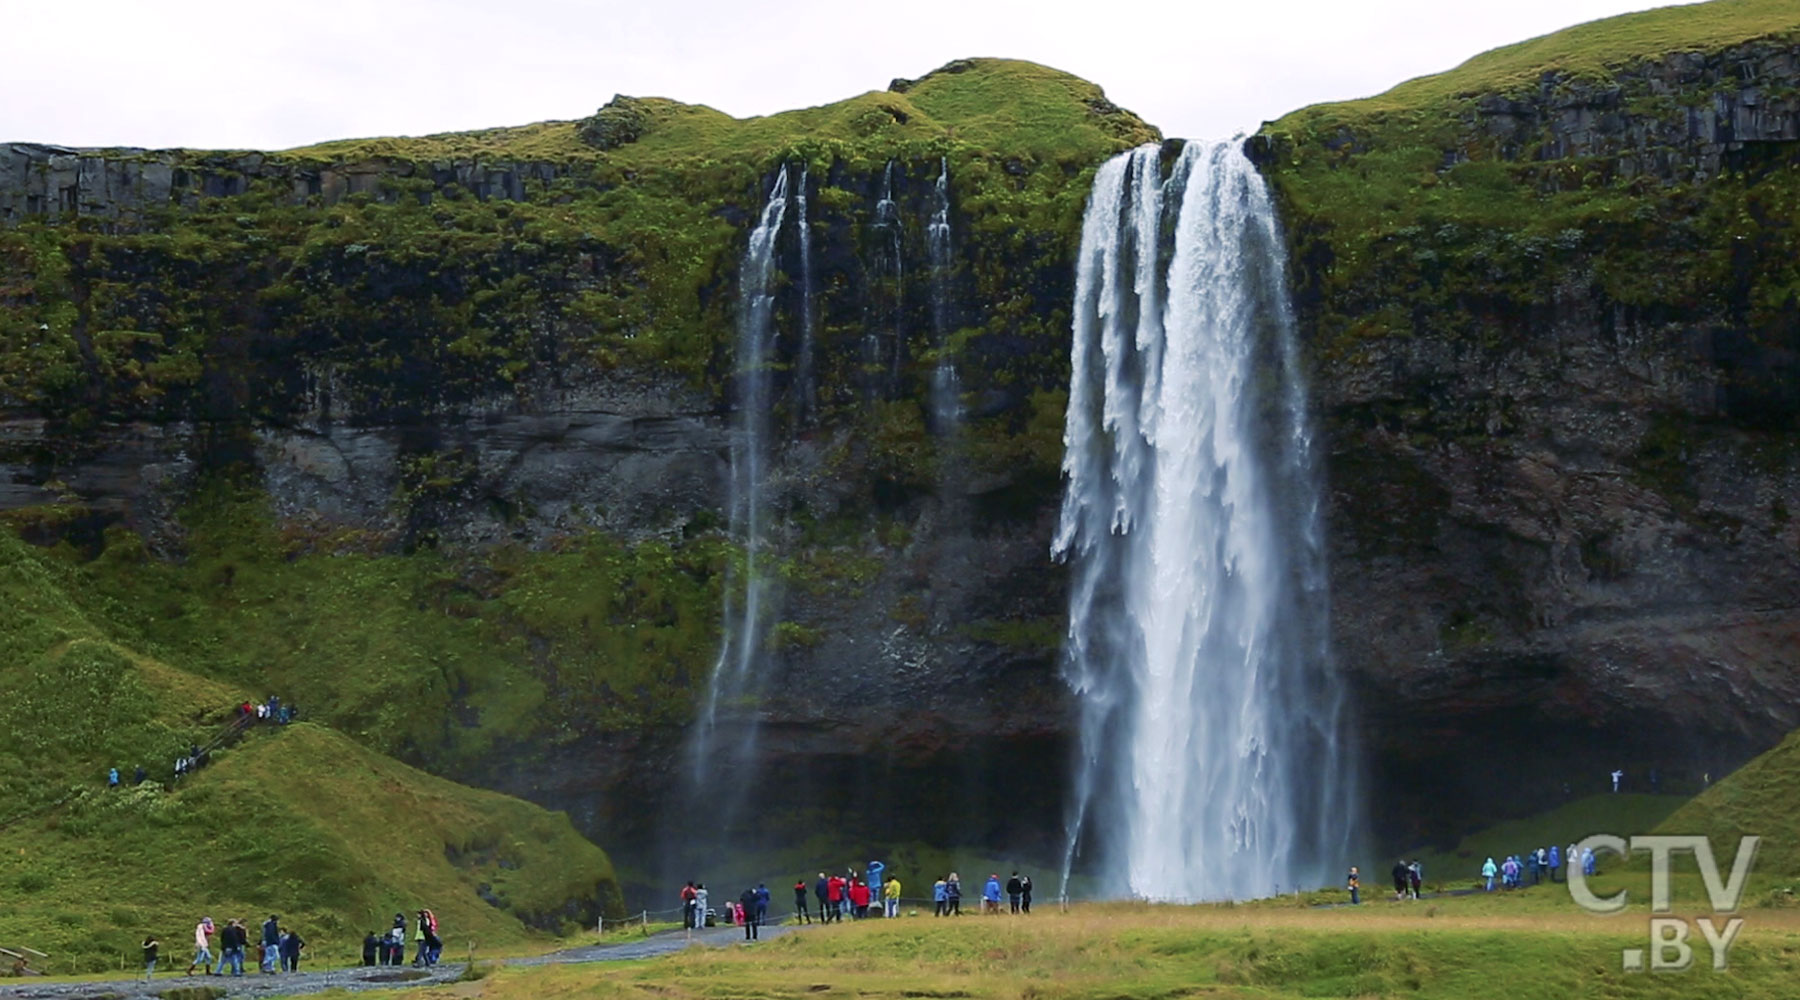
[694,165,790,773]
[795,164,817,426]
[868,160,904,390]
[1054,141,1358,902]
[926,156,961,434]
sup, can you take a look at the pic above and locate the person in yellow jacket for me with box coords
[883,876,902,918]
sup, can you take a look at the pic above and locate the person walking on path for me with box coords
[1346,866,1360,905]
[794,879,812,924]
[740,888,760,941]
[1006,872,1024,914]
[279,929,304,972]
[260,915,281,974]
[983,875,1003,914]
[682,882,698,932]
[142,935,159,982]
[1021,874,1033,913]
[934,877,948,916]
[884,875,902,918]
[187,916,215,976]
[1408,861,1422,900]
[946,873,963,916]
[1391,860,1410,901]
[1481,857,1497,892]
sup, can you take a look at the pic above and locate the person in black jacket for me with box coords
[362,931,380,966]
[739,888,759,941]
[794,879,811,924]
[260,916,280,974]
[279,929,304,972]
[1020,874,1033,914]
[1005,873,1024,914]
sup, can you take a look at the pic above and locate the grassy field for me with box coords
[297,894,1800,1000]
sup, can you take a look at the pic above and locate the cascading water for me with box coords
[1054,140,1358,902]
[868,160,904,389]
[926,156,961,434]
[795,164,817,426]
[693,166,790,774]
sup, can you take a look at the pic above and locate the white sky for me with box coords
[1,0,1687,151]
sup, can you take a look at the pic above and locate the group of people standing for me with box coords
[141,915,303,981]
[678,863,1038,940]
[361,910,442,966]
[1481,843,1595,890]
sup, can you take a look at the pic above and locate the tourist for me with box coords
[108,767,119,788]
[1391,860,1409,901]
[934,876,948,916]
[279,928,304,972]
[261,915,281,973]
[186,916,215,975]
[142,934,159,981]
[815,873,831,924]
[1525,851,1539,885]
[867,860,886,900]
[388,913,407,965]
[1006,872,1024,913]
[740,888,759,940]
[1481,857,1497,892]
[1611,769,1623,793]
[221,919,246,976]
[1346,866,1360,905]
[850,877,871,918]
[827,873,845,923]
[424,910,442,965]
[1407,861,1422,899]
[755,883,771,926]
[363,931,380,966]
[794,878,811,924]
[983,875,1003,914]
[884,874,902,918]
[414,911,431,966]
[1548,844,1562,882]
[946,873,963,916]
[134,764,146,785]
[682,882,698,931]
[1021,874,1033,913]
[695,884,710,929]
[1582,846,1597,876]
[841,870,857,921]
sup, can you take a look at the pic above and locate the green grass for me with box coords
[1656,729,1800,881]
[0,529,625,972]
[1401,793,1690,890]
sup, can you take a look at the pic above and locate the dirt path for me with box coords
[0,923,792,1000]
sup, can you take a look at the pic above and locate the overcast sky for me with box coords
[3,0,1687,151]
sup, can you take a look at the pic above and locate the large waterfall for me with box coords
[926,157,961,434]
[1054,141,1358,902]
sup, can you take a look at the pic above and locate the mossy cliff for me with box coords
[0,60,1154,884]
[1256,0,1800,843]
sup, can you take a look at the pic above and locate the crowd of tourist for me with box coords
[137,908,438,982]
[680,864,1036,940]
[107,696,298,792]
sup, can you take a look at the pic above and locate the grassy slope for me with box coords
[1401,794,1688,888]
[0,531,621,972]
[1654,728,1800,880]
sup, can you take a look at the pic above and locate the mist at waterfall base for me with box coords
[1055,141,1362,902]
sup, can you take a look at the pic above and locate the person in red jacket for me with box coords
[826,874,845,923]
[849,878,872,919]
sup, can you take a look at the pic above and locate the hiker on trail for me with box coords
[946,873,963,916]
[695,884,710,929]
[826,873,845,923]
[220,918,246,976]
[1549,845,1562,882]
[423,909,442,965]
[1481,857,1497,892]
[142,934,159,981]
[794,879,812,924]
[108,767,119,788]
[261,915,281,973]
[1346,866,1361,905]
[279,928,304,972]
[754,883,771,926]
[1408,861,1422,899]
[740,889,759,940]
[1006,872,1024,913]
[1391,860,1410,901]
[187,916,215,975]
[815,873,832,924]
[983,875,1003,914]
[1611,769,1623,793]
[934,877,949,916]
[363,931,380,966]
[682,881,698,931]
[1021,874,1033,913]
[884,874,902,918]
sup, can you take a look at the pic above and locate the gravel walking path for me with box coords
[0,923,792,1000]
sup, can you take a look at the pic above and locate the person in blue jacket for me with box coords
[983,874,1003,914]
[1549,844,1562,882]
[753,883,770,926]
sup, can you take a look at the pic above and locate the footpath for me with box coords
[0,923,789,1000]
